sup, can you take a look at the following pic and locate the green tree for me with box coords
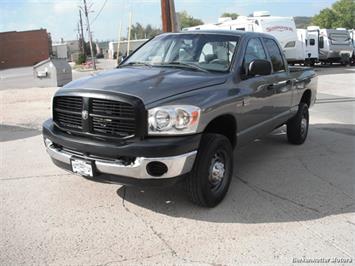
[312,0,355,28]
[177,10,203,29]
[130,23,162,39]
[84,42,97,56]
[221,12,239,20]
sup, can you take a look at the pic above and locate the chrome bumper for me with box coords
[46,144,197,179]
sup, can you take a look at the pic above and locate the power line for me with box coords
[91,0,108,25]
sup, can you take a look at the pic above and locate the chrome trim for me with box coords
[46,144,197,179]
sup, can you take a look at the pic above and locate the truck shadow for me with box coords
[116,123,355,223]
[0,124,40,142]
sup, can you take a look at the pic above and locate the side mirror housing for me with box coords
[247,59,272,77]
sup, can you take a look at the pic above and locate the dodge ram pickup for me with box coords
[43,31,317,207]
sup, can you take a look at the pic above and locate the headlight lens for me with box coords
[148,105,200,135]
[155,109,172,130]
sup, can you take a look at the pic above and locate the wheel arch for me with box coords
[300,89,312,107]
[203,114,237,148]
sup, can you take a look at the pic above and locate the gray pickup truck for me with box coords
[43,31,317,207]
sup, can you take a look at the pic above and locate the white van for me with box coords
[184,11,304,64]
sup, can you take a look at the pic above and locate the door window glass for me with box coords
[243,38,267,69]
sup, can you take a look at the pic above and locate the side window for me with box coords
[319,37,324,48]
[310,39,315,46]
[244,38,267,68]
[263,38,285,72]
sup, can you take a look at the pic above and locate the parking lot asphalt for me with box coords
[0,63,354,265]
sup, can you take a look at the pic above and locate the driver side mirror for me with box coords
[247,59,272,77]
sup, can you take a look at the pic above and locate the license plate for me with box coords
[71,158,94,177]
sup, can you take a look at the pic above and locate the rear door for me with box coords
[262,37,293,122]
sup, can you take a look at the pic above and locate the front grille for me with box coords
[53,96,139,139]
[53,97,83,130]
[91,99,136,137]
[91,99,135,118]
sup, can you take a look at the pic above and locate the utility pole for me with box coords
[169,0,179,32]
[82,0,96,70]
[161,0,178,32]
[116,21,122,65]
[161,0,171,32]
[79,9,85,54]
[127,12,132,56]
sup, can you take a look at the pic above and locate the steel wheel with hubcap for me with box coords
[186,133,233,207]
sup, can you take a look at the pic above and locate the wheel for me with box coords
[186,134,233,207]
[287,103,309,145]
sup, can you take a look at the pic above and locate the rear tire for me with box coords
[186,134,233,207]
[287,103,309,145]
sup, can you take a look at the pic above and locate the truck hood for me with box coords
[61,67,227,104]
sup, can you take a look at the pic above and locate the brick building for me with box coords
[0,29,52,69]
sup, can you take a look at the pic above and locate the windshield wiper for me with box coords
[119,61,152,68]
[158,62,209,73]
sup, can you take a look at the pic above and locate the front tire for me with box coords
[287,103,309,145]
[186,134,233,207]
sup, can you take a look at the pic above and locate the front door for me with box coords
[236,37,277,143]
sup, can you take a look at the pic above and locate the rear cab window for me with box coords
[263,38,286,73]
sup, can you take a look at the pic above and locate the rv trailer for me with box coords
[316,28,353,65]
[184,11,304,64]
[349,29,355,65]
[297,28,319,66]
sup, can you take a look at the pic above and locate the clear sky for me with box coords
[0,0,337,42]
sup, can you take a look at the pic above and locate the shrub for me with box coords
[76,53,86,65]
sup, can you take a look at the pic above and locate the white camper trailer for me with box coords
[349,29,355,65]
[184,11,304,64]
[316,28,353,65]
[297,28,319,66]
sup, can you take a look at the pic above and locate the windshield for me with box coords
[123,34,240,72]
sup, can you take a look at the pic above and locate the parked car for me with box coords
[43,31,317,207]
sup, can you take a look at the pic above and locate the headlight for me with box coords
[148,105,200,135]
[285,41,296,48]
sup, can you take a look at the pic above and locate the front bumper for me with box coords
[46,142,196,179]
[43,119,200,185]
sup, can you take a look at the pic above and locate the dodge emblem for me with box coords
[82,110,89,120]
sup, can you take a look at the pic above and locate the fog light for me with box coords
[146,161,168,177]
[44,138,53,148]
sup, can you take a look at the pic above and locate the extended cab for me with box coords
[43,31,317,207]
